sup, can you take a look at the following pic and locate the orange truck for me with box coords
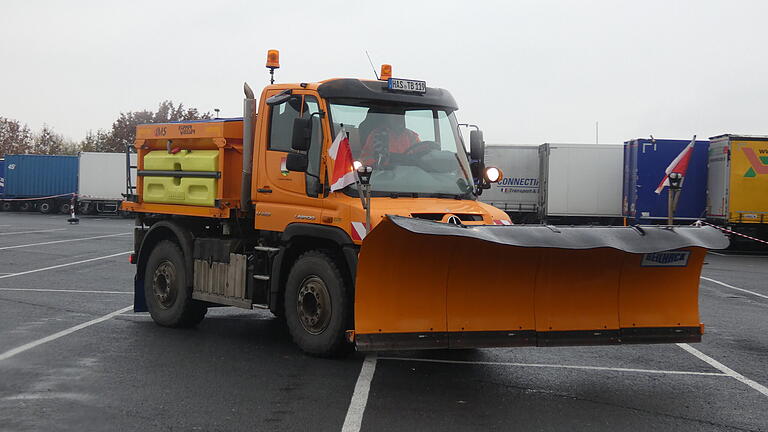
[123,51,727,355]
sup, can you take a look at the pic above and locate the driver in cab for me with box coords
[359,112,430,167]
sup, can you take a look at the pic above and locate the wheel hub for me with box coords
[152,260,177,309]
[297,276,331,335]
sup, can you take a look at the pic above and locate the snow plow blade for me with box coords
[354,216,729,351]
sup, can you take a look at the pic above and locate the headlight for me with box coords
[484,166,503,183]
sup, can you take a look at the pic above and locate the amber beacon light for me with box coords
[266,49,280,84]
[380,64,392,81]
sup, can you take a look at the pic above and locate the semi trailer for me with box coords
[0,154,78,213]
[480,145,539,223]
[623,138,709,224]
[537,143,624,225]
[123,51,727,356]
[707,134,768,248]
[78,151,136,215]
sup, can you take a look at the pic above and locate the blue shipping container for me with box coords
[3,154,78,198]
[623,138,709,223]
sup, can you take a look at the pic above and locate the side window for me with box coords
[305,97,322,179]
[268,96,304,151]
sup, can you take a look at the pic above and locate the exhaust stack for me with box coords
[241,82,257,212]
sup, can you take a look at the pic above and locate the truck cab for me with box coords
[252,78,509,238]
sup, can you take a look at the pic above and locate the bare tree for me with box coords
[33,124,67,155]
[0,117,34,155]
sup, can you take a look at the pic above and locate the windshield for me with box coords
[328,101,474,198]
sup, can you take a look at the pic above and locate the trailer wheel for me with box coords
[39,200,55,214]
[79,202,91,215]
[284,250,352,356]
[59,202,70,214]
[144,240,207,327]
[19,202,33,212]
[0,202,10,212]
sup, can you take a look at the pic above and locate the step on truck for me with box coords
[123,51,728,356]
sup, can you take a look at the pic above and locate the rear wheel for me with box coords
[19,202,33,212]
[284,250,352,356]
[79,202,91,215]
[39,200,55,214]
[144,240,207,327]
[59,202,70,214]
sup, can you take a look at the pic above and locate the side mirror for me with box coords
[266,89,292,106]
[469,129,485,162]
[286,152,308,172]
[291,118,312,151]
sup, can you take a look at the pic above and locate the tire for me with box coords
[284,250,352,356]
[1,202,13,212]
[19,202,33,212]
[39,200,54,214]
[144,240,207,327]
[79,202,91,215]
[59,202,70,214]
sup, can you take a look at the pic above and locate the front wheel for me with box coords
[144,240,207,327]
[284,250,352,356]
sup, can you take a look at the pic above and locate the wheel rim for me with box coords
[296,276,332,335]
[152,260,177,309]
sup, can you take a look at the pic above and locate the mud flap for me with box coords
[353,216,728,351]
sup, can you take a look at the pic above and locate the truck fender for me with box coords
[134,220,195,312]
[269,223,358,312]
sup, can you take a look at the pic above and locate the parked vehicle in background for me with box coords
[707,134,768,248]
[537,143,623,224]
[0,154,78,213]
[623,138,709,224]
[0,158,5,195]
[78,152,136,214]
[481,145,539,222]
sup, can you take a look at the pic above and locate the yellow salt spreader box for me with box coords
[142,150,219,207]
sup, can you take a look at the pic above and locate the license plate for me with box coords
[387,78,426,94]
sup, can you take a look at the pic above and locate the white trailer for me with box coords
[538,143,624,224]
[78,152,136,214]
[481,145,540,222]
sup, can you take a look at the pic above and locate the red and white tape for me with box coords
[0,193,77,202]
[693,220,768,246]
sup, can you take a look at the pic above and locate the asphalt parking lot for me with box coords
[0,212,766,432]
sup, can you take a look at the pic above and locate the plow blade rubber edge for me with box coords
[354,216,729,351]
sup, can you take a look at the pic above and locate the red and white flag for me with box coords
[328,128,357,192]
[655,135,696,194]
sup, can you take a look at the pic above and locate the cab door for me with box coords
[254,91,326,231]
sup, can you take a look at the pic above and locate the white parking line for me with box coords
[0,228,67,236]
[377,356,728,377]
[677,343,768,397]
[0,305,132,361]
[0,288,131,294]
[0,233,130,251]
[342,354,378,432]
[0,251,131,280]
[701,276,768,300]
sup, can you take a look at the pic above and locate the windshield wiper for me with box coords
[423,193,467,200]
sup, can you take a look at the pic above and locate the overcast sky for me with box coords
[1,0,766,145]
